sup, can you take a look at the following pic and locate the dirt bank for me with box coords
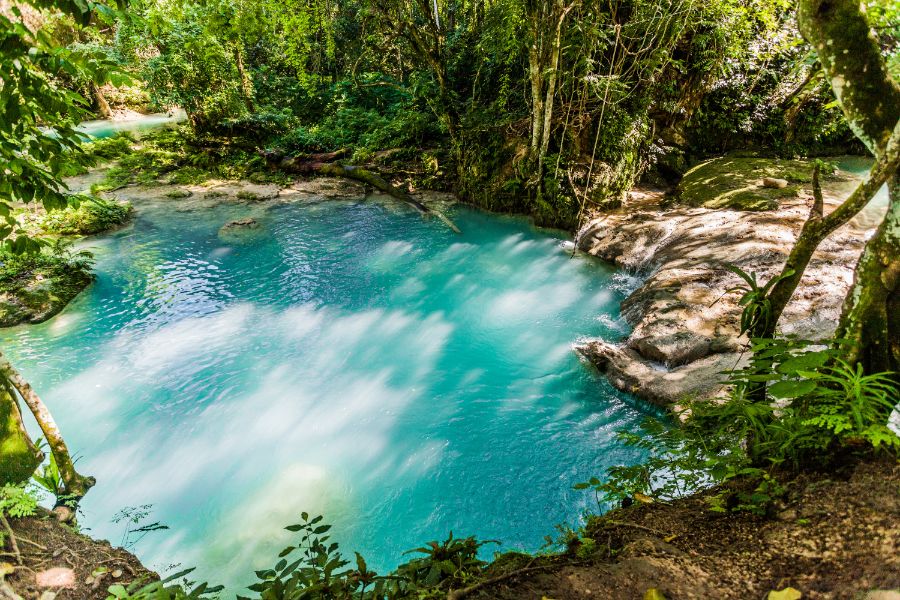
[3,508,157,599]
[473,457,900,599]
[574,157,883,407]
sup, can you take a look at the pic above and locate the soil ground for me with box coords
[3,508,157,599]
[474,457,900,600]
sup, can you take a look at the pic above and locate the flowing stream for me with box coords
[5,143,654,590]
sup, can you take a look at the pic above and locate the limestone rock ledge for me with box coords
[576,169,882,407]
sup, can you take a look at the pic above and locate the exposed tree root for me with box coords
[0,515,21,565]
[268,151,461,233]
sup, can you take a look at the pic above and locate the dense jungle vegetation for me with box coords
[1,0,899,597]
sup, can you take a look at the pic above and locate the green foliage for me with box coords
[112,504,169,550]
[92,127,275,191]
[720,263,796,335]
[244,513,496,599]
[577,336,900,515]
[32,449,64,497]
[0,244,93,297]
[0,0,127,254]
[38,197,133,235]
[105,568,222,600]
[0,484,38,519]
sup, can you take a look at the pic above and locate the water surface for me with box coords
[3,195,651,589]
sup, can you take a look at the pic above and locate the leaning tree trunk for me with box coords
[273,154,461,233]
[0,351,94,516]
[797,0,900,155]
[233,43,255,114]
[91,82,113,119]
[751,124,900,340]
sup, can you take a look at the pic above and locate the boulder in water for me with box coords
[218,217,262,243]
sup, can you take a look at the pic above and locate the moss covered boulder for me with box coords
[675,156,836,211]
[0,252,94,327]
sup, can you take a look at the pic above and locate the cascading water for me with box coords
[2,194,654,590]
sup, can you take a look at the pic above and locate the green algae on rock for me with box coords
[0,251,94,328]
[674,156,845,211]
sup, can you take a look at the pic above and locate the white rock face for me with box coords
[575,175,882,406]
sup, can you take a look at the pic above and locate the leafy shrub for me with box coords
[276,104,440,156]
[0,243,93,298]
[577,336,900,516]
[246,513,495,599]
[39,198,133,235]
[0,484,38,519]
[59,134,136,177]
[106,514,496,600]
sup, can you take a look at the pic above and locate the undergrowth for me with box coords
[37,197,133,235]
[576,267,900,516]
[92,127,292,193]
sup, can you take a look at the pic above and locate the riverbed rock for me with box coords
[674,156,840,211]
[576,160,881,406]
[218,217,262,243]
[281,177,366,201]
[576,340,744,407]
[0,267,94,328]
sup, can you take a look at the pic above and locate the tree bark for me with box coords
[0,386,43,486]
[538,2,572,164]
[835,176,900,373]
[276,158,461,233]
[0,351,95,507]
[751,122,900,340]
[795,0,900,374]
[91,82,112,119]
[233,43,255,114]
[797,0,900,156]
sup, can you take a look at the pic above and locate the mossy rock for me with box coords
[675,156,825,211]
[165,189,194,199]
[0,252,94,327]
[217,217,264,244]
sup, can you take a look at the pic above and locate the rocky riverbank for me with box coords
[575,157,883,407]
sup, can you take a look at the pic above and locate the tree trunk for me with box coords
[91,82,112,119]
[233,43,255,113]
[835,176,900,373]
[796,0,900,375]
[275,158,461,233]
[528,40,544,158]
[0,386,43,486]
[797,0,900,156]
[0,351,94,507]
[751,123,900,340]
[538,2,571,164]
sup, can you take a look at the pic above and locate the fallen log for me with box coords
[273,154,461,233]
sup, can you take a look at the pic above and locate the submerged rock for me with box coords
[0,265,93,328]
[217,217,263,243]
[762,176,789,189]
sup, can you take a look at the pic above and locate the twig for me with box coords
[13,535,47,551]
[447,560,584,600]
[0,516,21,565]
[602,520,669,537]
